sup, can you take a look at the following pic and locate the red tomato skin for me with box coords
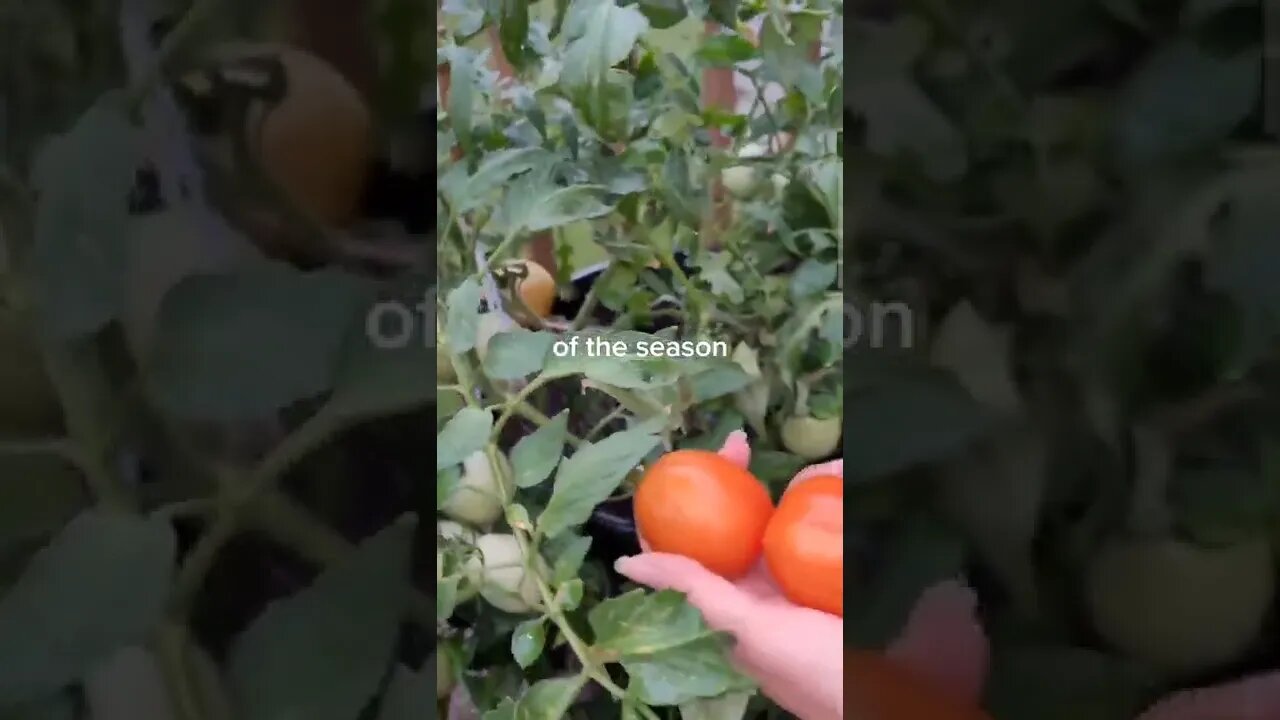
[763,475,844,616]
[634,450,774,579]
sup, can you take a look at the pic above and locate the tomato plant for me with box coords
[434,0,843,717]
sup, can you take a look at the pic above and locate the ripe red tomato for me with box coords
[634,450,774,579]
[763,475,843,616]
[846,650,993,720]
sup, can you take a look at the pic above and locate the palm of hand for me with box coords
[620,432,844,720]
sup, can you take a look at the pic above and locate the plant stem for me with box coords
[571,263,614,331]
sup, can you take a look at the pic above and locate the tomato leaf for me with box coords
[228,518,415,720]
[437,407,494,470]
[511,618,547,668]
[515,676,585,720]
[325,291,436,422]
[1113,40,1258,169]
[538,424,660,538]
[376,664,433,720]
[146,262,372,421]
[445,278,484,353]
[984,646,1158,720]
[589,590,754,705]
[28,94,143,340]
[0,511,176,707]
[930,300,1022,414]
[844,369,998,481]
[511,410,569,488]
[484,329,555,380]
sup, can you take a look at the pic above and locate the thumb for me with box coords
[615,553,753,633]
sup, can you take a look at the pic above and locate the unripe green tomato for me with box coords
[440,451,510,527]
[435,650,455,700]
[464,533,544,614]
[0,308,62,436]
[780,416,841,461]
[1086,536,1274,674]
[721,165,759,199]
[770,173,790,196]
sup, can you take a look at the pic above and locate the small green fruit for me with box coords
[465,533,544,614]
[440,451,509,527]
[780,416,841,461]
[1086,536,1274,674]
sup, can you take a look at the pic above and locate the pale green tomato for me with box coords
[465,533,544,614]
[440,451,509,527]
[780,416,841,461]
[1086,537,1274,674]
[770,173,790,196]
[720,165,759,199]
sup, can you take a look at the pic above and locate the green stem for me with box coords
[571,264,614,331]
[126,0,224,110]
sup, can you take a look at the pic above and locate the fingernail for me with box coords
[614,556,636,575]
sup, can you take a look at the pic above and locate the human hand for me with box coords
[615,431,844,720]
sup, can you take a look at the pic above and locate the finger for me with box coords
[1136,670,1280,720]
[717,430,751,469]
[615,553,753,633]
[886,580,989,706]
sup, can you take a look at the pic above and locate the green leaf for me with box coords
[445,278,484,353]
[515,676,586,720]
[848,515,966,648]
[228,518,416,720]
[546,533,593,583]
[930,300,1021,414]
[443,148,552,214]
[29,95,144,339]
[147,262,371,421]
[325,293,435,422]
[499,0,530,70]
[483,698,518,720]
[491,167,615,237]
[538,424,661,537]
[844,369,998,481]
[376,664,433,720]
[1114,40,1258,168]
[937,426,1048,613]
[437,407,494,470]
[560,0,649,90]
[696,35,758,67]
[511,618,547,668]
[789,259,837,301]
[447,47,478,156]
[984,646,1158,720]
[590,590,753,705]
[0,511,176,707]
[511,411,569,488]
[636,0,688,29]
[678,691,753,720]
[485,329,555,379]
[846,18,966,181]
[0,455,87,558]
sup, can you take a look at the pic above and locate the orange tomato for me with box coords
[846,650,993,720]
[634,450,774,579]
[503,260,556,324]
[763,475,843,616]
